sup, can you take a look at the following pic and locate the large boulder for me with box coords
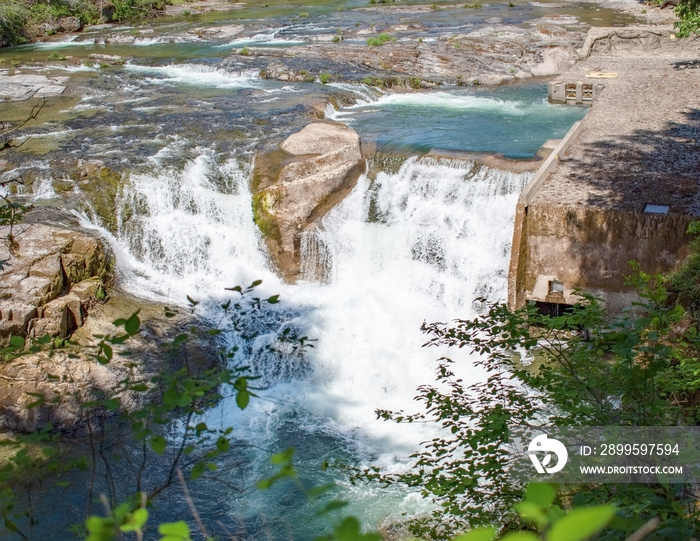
[0,223,107,345]
[252,122,365,280]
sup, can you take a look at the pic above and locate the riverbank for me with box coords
[508,24,700,313]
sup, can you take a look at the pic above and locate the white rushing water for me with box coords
[124,63,261,89]
[75,145,530,531]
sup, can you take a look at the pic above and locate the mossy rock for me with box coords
[251,190,281,243]
[75,166,128,234]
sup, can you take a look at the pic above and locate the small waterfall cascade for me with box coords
[287,156,531,450]
[301,156,528,314]
[108,148,278,302]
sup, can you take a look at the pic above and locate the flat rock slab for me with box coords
[0,73,68,101]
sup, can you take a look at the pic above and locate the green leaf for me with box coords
[524,483,557,507]
[267,294,280,304]
[332,517,381,541]
[514,501,549,530]
[120,508,149,532]
[215,436,229,453]
[103,398,120,411]
[150,435,167,454]
[271,448,294,465]
[101,343,113,361]
[251,280,262,287]
[452,527,497,541]
[500,533,540,541]
[547,505,616,541]
[318,500,348,514]
[236,389,250,410]
[9,335,24,348]
[125,313,140,335]
[158,520,191,540]
[190,461,205,481]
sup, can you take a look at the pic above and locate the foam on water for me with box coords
[217,27,306,48]
[336,91,523,116]
[124,63,260,89]
[133,35,202,46]
[25,37,94,49]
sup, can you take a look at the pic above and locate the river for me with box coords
[0,1,597,538]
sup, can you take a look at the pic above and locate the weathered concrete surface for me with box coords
[509,27,700,312]
[252,121,365,281]
[515,205,696,313]
[0,224,107,345]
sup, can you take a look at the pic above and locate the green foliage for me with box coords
[0,0,167,44]
[366,33,395,46]
[320,72,332,84]
[362,266,700,538]
[319,517,381,541]
[409,77,422,89]
[0,0,28,46]
[667,220,700,322]
[110,0,167,21]
[675,0,700,37]
[240,45,250,56]
[158,520,192,540]
[0,281,298,539]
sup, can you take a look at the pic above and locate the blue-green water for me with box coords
[332,84,587,158]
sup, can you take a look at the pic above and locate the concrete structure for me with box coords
[549,80,605,105]
[509,27,700,313]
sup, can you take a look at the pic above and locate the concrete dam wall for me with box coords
[508,27,700,313]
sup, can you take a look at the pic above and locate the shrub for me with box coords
[0,0,28,46]
[366,33,394,46]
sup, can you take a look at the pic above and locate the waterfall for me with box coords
[81,146,529,444]
[286,156,530,446]
[74,146,531,534]
[106,147,279,302]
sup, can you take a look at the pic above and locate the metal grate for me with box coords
[566,84,577,100]
[582,84,593,101]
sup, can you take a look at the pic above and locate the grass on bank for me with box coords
[0,0,174,46]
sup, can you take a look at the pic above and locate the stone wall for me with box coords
[511,204,695,313]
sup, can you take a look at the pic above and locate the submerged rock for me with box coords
[252,122,365,281]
